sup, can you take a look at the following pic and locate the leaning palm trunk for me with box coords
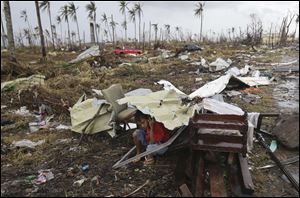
[48,7,55,49]
[75,19,81,47]
[35,1,46,58]
[200,12,203,43]
[90,22,95,43]
[3,1,16,62]
[66,18,71,48]
[1,15,7,48]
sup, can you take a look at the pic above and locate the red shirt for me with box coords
[146,122,169,143]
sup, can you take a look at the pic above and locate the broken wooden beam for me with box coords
[194,155,205,197]
[208,163,227,197]
[238,153,254,194]
[179,183,193,197]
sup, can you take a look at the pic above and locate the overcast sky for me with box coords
[3,1,299,41]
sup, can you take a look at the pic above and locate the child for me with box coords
[132,111,170,165]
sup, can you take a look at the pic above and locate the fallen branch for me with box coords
[124,179,150,197]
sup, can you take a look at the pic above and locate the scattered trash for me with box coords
[195,77,202,82]
[15,106,31,116]
[33,169,54,185]
[225,90,242,97]
[1,75,45,92]
[209,58,231,72]
[1,118,15,126]
[73,178,87,187]
[119,63,132,67]
[11,139,45,149]
[91,175,101,185]
[251,70,260,77]
[55,124,71,130]
[156,80,186,96]
[240,65,252,76]
[25,175,36,184]
[48,51,57,56]
[113,48,142,55]
[269,140,277,152]
[181,44,202,53]
[226,67,241,76]
[81,163,89,173]
[69,45,100,64]
[179,54,189,61]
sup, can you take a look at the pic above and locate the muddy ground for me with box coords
[1,43,299,197]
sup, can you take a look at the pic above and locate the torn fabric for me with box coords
[118,89,195,130]
[1,74,45,92]
[70,96,114,136]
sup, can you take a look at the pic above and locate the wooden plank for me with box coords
[238,153,254,194]
[195,156,205,197]
[192,123,246,131]
[179,184,193,197]
[208,163,227,197]
[228,154,245,197]
[196,133,244,143]
[192,114,247,122]
[227,152,235,165]
[174,149,189,186]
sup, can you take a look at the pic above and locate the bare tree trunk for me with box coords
[134,20,137,48]
[142,22,145,50]
[75,18,81,48]
[148,21,151,49]
[138,14,141,44]
[90,22,95,44]
[3,1,16,62]
[1,15,7,48]
[83,31,85,45]
[66,18,71,48]
[35,1,46,58]
[48,7,55,50]
[268,23,272,47]
[200,11,203,43]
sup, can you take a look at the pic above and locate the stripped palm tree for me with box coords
[59,5,71,47]
[1,14,7,48]
[164,24,170,41]
[39,1,55,49]
[68,2,81,47]
[128,7,137,43]
[96,23,101,43]
[152,23,158,44]
[20,9,33,46]
[35,1,46,58]
[119,1,129,42]
[86,1,98,43]
[110,15,118,46]
[194,1,205,42]
[134,2,143,44]
[101,13,112,42]
[294,14,299,40]
[3,1,16,62]
[103,29,108,41]
[175,26,180,41]
[56,16,62,45]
